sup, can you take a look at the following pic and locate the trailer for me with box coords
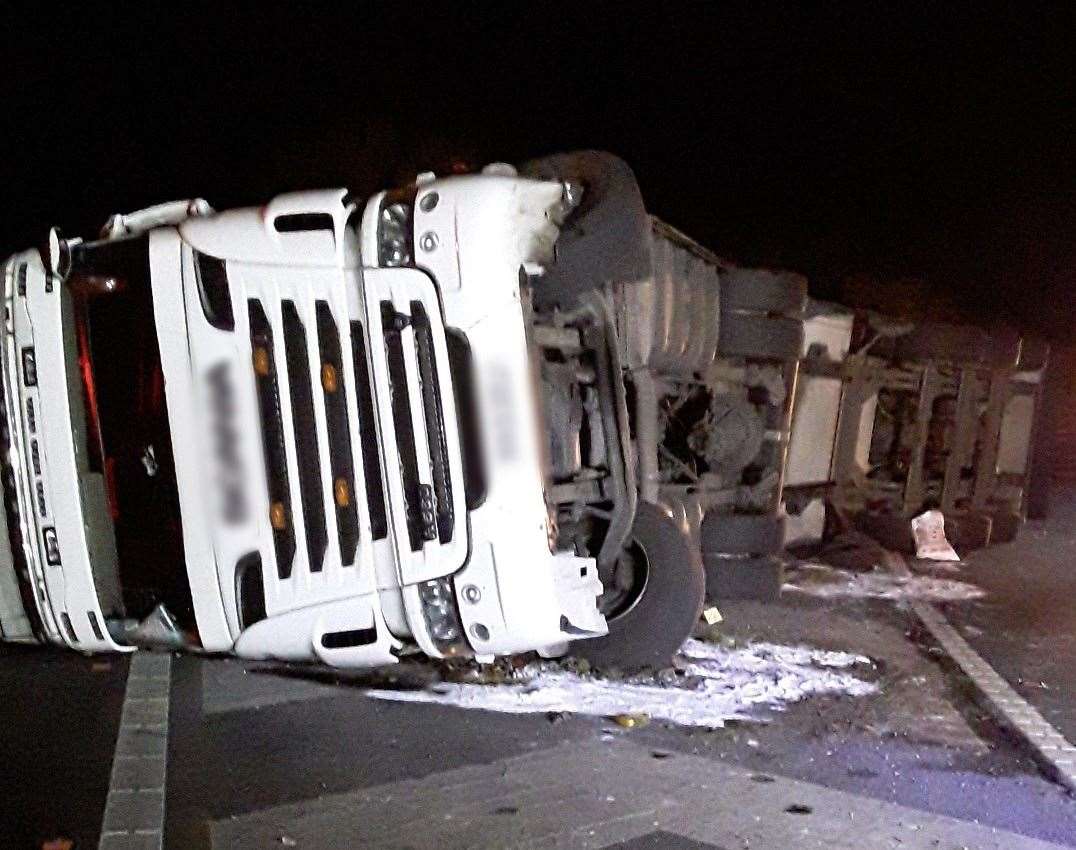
[784,305,1049,552]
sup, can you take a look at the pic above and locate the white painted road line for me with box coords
[911,599,1076,794]
[98,651,172,850]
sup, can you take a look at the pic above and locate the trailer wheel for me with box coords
[894,323,992,366]
[574,502,704,670]
[988,510,1021,544]
[701,512,785,555]
[720,268,807,316]
[704,554,784,601]
[1017,338,1049,372]
[718,313,803,361]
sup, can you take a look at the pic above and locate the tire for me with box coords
[984,327,1022,369]
[519,151,651,310]
[944,511,992,552]
[573,502,705,670]
[1026,382,1054,520]
[894,323,990,366]
[852,512,915,553]
[701,512,785,555]
[704,554,783,601]
[720,268,807,315]
[718,313,804,361]
[1017,338,1049,372]
[989,510,1021,544]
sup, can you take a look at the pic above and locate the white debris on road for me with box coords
[785,563,986,602]
[364,639,876,728]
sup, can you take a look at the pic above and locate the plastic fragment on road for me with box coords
[911,509,961,561]
[703,606,723,625]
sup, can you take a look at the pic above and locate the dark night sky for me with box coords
[3,5,1074,338]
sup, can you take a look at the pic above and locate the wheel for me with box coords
[945,511,992,551]
[984,327,1022,369]
[852,512,915,553]
[519,151,651,310]
[1026,354,1059,519]
[989,509,1021,544]
[704,554,783,601]
[701,512,785,555]
[894,323,990,366]
[1017,337,1049,372]
[573,502,705,670]
[720,268,807,315]
[718,313,803,361]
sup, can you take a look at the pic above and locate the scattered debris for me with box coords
[785,803,814,815]
[613,713,650,729]
[365,639,876,728]
[703,606,724,625]
[912,509,961,561]
[785,562,985,602]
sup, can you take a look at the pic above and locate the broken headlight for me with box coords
[418,576,470,657]
[377,200,413,267]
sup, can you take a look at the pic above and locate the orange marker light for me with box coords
[253,346,271,376]
[334,477,350,508]
[321,363,338,393]
[269,501,287,530]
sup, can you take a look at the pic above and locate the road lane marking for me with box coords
[99,652,172,850]
[911,599,1076,794]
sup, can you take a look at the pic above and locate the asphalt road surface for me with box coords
[946,488,1076,744]
[5,510,1076,849]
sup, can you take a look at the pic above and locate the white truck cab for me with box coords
[0,169,607,666]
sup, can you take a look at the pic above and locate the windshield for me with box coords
[67,235,197,640]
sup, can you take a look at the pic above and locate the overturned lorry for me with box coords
[0,150,1043,670]
[0,152,804,669]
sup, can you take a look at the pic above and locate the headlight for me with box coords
[418,576,471,656]
[378,201,413,267]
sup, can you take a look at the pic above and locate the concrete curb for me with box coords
[910,598,1076,794]
[98,651,172,850]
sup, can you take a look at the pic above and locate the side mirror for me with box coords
[46,227,68,277]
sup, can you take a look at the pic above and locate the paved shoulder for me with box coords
[213,739,1067,850]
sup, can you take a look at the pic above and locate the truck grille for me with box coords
[281,301,328,574]
[349,321,388,541]
[315,301,359,566]
[381,303,435,550]
[411,302,454,543]
[249,295,395,581]
[246,277,460,582]
[248,302,296,579]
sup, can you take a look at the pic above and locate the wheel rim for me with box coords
[597,537,650,622]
